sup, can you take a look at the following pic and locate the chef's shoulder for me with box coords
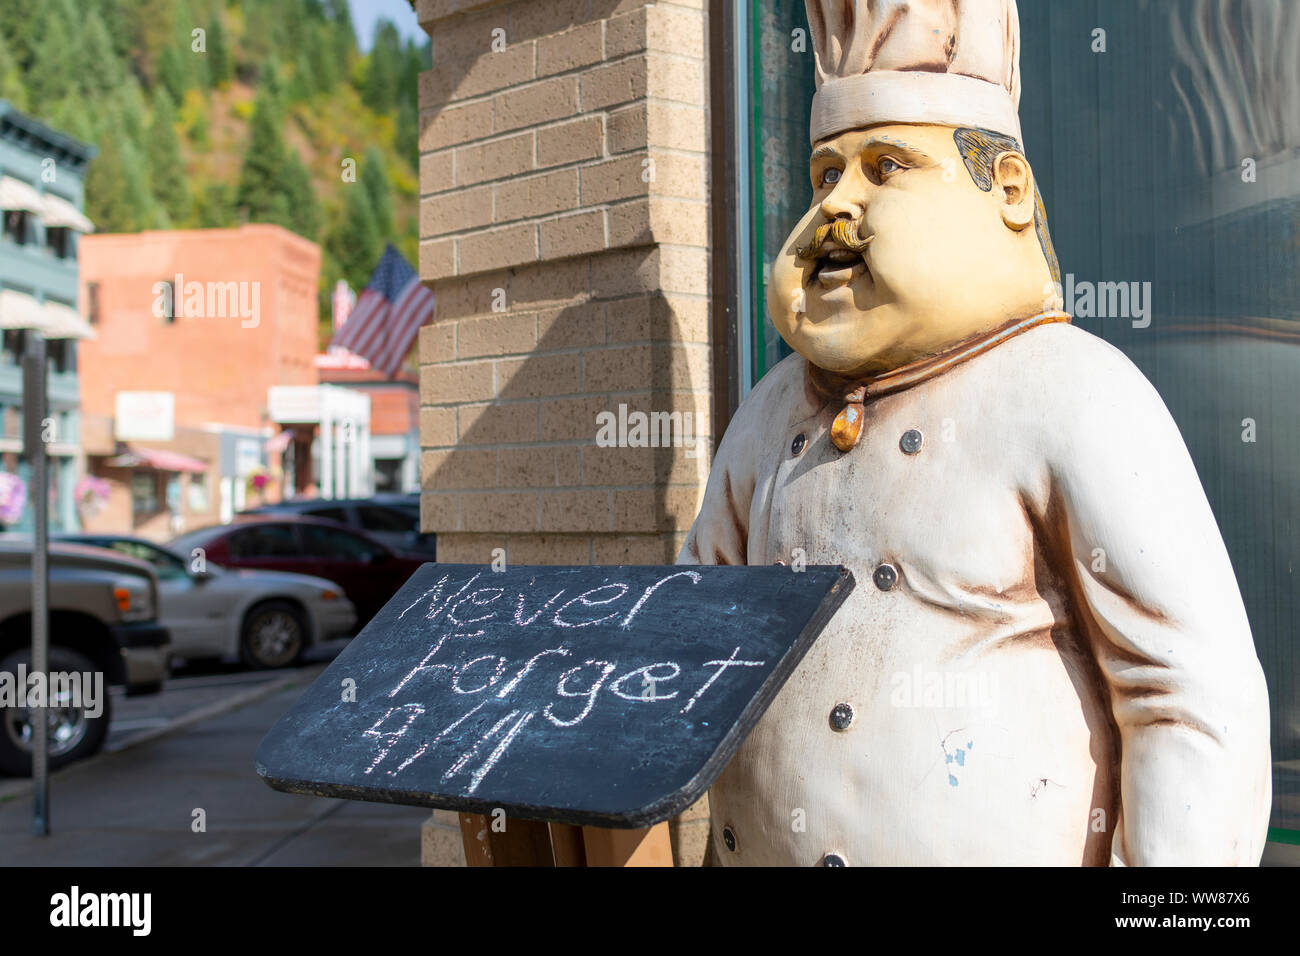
[710,350,814,466]
[993,320,1188,473]
[995,320,1168,415]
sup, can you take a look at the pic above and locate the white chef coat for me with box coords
[679,321,1271,866]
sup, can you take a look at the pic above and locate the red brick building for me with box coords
[77,224,333,538]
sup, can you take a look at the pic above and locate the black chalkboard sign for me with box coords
[256,563,853,828]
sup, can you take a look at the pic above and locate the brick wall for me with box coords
[416,0,713,865]
[416,0,712,567]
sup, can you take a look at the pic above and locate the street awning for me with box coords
[0,288,43,329]
[39,300,96,340]
[0,176,43,214]
[105,446,208,473]
[40,192,94,233]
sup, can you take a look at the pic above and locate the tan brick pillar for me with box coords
[416,0,713,865]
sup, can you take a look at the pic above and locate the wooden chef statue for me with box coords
[680,0,1272,865]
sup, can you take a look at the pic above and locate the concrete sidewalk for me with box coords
[0,673,429,866]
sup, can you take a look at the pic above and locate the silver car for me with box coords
[57,534,357,669]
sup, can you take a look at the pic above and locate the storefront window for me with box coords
[130,471,158,515]
[741,0,1299,841]
[187,473,210,512]
[747,0,814,383]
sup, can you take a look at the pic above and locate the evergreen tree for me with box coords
[117,76,148,144]
[394,107,417,170]
[361,21,401,113]
[48,95,96,144]
[78,10,123,99]
[207,9,230,86]
[0,30,27,111]
[148,88,188,224]
[0,0,25,60]
[185,92,210,149]
[84,120,155,233]
[241,1,275,72]
[196,181,235,228]
[306,23,336,93]
[282,151,320,240]
[14,0,76,73]
[325,0,357,68]
[235,87,289,223]
[360,145,392,240]
[93,0,133,64]
[121,0,179,83]
[26,6,77,107]
[288,49,318,103]
[157,41,193,103]
[327,184,381,293]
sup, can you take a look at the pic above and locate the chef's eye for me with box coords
[820,167,842,187]
[877,156,908,178]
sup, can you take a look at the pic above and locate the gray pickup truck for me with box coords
[0,540,171,774]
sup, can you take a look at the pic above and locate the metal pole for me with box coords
[22,331,49,835]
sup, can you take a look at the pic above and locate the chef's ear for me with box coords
[992,151,1036,231]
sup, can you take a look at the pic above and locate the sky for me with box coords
[347,0,425,50]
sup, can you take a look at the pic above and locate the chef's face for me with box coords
[769,123,1039,377]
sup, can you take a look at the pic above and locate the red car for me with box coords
[170,516,428,627]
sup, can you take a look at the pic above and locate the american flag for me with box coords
[330,244,435,375]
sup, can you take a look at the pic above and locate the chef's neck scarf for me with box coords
[807,311,1073,452]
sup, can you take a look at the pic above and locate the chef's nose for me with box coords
[819,174,867,223]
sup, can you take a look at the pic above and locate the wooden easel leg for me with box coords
[579,821,674,866]
[458,812,556,866]
[548,822,587,866]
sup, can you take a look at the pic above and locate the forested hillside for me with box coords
[0,0,428,324]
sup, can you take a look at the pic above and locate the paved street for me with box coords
[0,658,430,866]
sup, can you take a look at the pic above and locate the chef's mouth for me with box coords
[810,248,870,289]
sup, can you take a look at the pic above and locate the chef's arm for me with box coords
[1047,360,1271,865]
[676,407,758,566]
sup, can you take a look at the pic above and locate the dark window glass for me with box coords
[3,210,27,245]
[374,459,402,491]
[357,505,413,533]
[305,506,348,523]
[2,329,26,366]
[300,524,378,561]
[130,472,158,515]
[158,280,175,322]
[46,226,69,258]
[228,524,300,558]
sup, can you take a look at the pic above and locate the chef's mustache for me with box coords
[795,219,875,260]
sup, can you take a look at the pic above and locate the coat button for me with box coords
[829,702,854,731]
[722,826,737,852]
[900,428,923,454]
[822,853,847,867]
[791,433,806,456]
[873,563,898,590]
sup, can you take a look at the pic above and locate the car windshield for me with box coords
[98,540,190,581]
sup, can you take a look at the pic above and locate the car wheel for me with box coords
[240,601,306,670]
[0,646,111,776]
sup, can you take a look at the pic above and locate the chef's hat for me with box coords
[806,0,1023,146]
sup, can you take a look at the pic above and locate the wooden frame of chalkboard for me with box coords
[257,563,853,828]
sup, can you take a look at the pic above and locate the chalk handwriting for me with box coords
[364,569,766,794]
